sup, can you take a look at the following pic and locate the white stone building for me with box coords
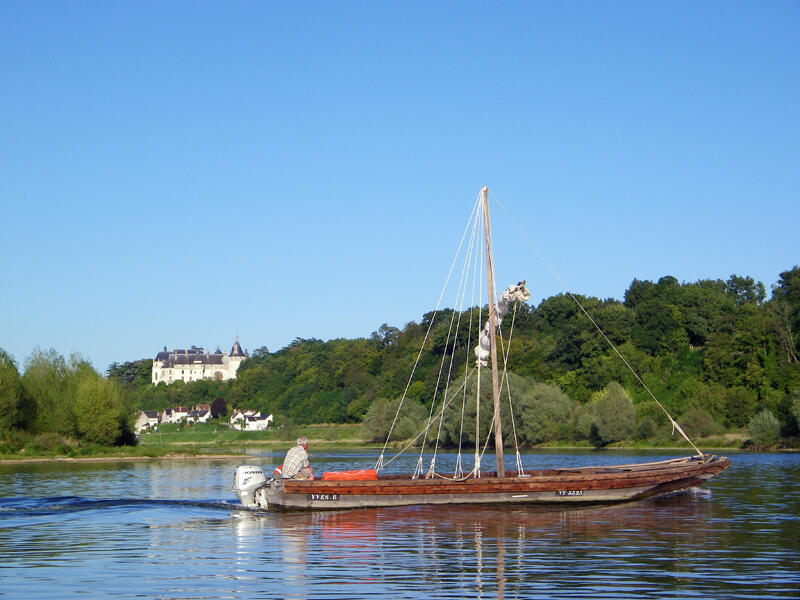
[151,339,248,385]
[230,409,274,431]
[162,407,188,423]
[134,410,161,432]
[186,409,211,424]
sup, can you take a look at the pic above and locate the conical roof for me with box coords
[230,337,246,357]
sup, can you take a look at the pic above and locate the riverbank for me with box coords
[1,440,754,464]
[0,453,244,464]
[0,421,761,464]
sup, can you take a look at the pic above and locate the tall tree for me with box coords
[107,359,153,386]
[74,375,123,445]
[0,349,27,431]
[726,275,766,305]
[211,397,227,419]
[22,348,74,436]
[771,266,800,362]
[591,382,636,446]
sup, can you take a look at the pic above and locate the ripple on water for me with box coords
[1,453,799,599]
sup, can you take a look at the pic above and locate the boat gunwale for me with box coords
[279,456,730,496]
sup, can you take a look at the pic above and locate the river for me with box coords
[1,450,798,599]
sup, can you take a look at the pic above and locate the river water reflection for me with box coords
[1,450,798,599]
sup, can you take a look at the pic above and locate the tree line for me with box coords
[2,267,799,451]
[0,349,136,453]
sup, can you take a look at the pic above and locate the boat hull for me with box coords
[249,455,730,511]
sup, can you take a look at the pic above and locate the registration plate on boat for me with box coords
[555,490,583,496]
[310,494,339,501]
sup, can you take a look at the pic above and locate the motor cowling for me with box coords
[233,465,268,508]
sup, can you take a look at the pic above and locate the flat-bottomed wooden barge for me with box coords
[252,455,730,511]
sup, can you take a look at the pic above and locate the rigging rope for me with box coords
[473,193,487,477]
[379,188,702,480]
[455,217,482,477]
[491,192,704,458]
[422,208,482,478]
[375,196,483,471]
[499,303,525,476]
[379,191,533,477]
[379,374,469,469]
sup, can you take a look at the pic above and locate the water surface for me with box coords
[1,450,797,599]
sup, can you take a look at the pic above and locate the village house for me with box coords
[134,404,271,434]
[230,409,274,431]
[151,338,247,385]
[186,408,211,424]
[134,404,214,433]
[230,409,258,426]
[134,410,160,432]
[162,407,188,424]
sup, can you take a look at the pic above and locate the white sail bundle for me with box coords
[474,281,531,367]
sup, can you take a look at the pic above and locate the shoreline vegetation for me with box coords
[0,421,756,464]
[2,268,800,460]
[0,442,756,465]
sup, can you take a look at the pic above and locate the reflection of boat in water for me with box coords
[234,491,721,544]
[229,491,730,600]
[234,187,729,511]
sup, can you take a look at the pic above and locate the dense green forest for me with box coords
[0,348,137,453]
[2,267,800,452]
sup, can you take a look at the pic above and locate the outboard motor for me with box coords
[233,465,268,508]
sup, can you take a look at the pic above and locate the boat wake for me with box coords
[660,486,713,500]
[0,495,240,517]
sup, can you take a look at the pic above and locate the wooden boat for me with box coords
[234,187,730,511]
[236,456,729,511]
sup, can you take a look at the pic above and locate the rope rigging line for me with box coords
[418,285,466,478]
[421,206,483,478]
[376,329,518,475]
[474,194,486,477]
[377,195,516,477]
[378,373,471,470]
[375,195,483,471]
[401,191,530,480]
[455,248,481,478]
[428,301,467,477]
[498,303,525,476]
[432,294,514,479]
[491,191,704,458]
[472,318,522,476]
[417,303,459,475]
[382,186,690,477]
[455,282,479,477]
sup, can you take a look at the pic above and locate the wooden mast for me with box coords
[481,186,505,478]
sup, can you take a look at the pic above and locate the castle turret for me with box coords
[230,336,245,357]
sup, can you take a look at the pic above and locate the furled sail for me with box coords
[474,281,531,367]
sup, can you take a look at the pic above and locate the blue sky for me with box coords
[1,1,798,373]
